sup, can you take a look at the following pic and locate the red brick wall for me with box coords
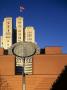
[0,55,15,75]
[26,75,57,90]
[33,55,67,74]
[45,47,62,54]
[0,48,4,55]
[0,75,22,90]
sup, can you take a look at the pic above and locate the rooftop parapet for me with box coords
[45,46,62,54]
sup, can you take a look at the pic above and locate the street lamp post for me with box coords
[12,42,36,90]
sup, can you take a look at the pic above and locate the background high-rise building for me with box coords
[0,17,36,50]
[25,27,35,43]
[16,17,24,42]
[24,26,35,74]
[1,17,12,49]
[16,17,24,72]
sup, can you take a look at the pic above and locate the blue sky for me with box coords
[0,0,67,53]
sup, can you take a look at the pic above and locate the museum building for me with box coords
[0,46,67,90]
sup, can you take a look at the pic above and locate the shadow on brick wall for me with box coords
[50,66,67,90]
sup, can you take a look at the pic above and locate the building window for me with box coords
[7,40,9,42]
[8,25,9,28]
[8,30,9,32]
[27,32,32,37]
[19,33,21,36]
[18,22,21,24]
[18,25,21,28]
[2,42,3,45]
[29,38,32,40]
[18,30,21,32]
[7,44,9,46]
[27,38,32,41]
[18,37,21,39]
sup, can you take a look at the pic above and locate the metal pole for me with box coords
[22,57,26,90]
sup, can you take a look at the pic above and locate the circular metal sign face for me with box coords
[12,42,36,58]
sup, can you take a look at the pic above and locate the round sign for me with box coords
[12,42,36,58]
[8,42,40,56]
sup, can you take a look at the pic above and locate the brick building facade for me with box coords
[0,47,67,90]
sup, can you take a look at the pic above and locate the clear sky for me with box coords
[0,0,67,53]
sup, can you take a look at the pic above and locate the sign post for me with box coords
[12,42,36,90]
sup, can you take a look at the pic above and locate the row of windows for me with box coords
[17,21,22,24]
[7,44,10,46]
[2,40,10,44]
[16,57,32,63]
[1,43,10,47]
[27,34,32,37]
[26,38,32,41]
[17,30,21,33]
[18,37,21,39]
[17,25,22,28]
[18,33,21,36]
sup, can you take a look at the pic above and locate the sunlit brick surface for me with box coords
[33,55,67,74]
[26,75,57,90]
[0,48,67,90]
[45,47,62,54]
[0,75,22,90]
[0,55,15,75]
[0,48,4,55]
